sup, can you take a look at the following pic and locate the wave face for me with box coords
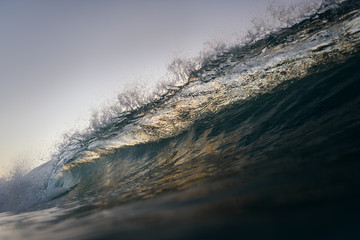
[1,1,360,239]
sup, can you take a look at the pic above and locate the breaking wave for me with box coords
[1,1,359,239]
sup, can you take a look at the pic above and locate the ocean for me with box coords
[1,1,360,239]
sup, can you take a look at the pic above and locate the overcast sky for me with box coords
[1,0,311,177]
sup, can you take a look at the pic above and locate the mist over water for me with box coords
[1,0,360,239]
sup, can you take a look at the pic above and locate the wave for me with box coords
[0,0,359,215]
[49,0,360,185]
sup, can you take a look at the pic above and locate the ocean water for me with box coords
[1,1,360,239]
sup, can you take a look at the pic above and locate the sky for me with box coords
[0,0,307,177]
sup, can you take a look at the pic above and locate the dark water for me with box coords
[1,1,360,239]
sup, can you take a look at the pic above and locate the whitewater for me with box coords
[1,1,360,239]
